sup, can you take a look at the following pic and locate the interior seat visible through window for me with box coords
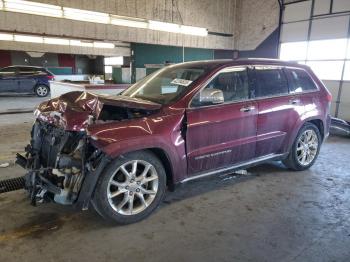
[192,67,249,106]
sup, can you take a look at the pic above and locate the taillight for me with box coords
[47,75,55,81]
[326,93,332,102]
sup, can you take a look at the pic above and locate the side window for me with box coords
[0,67,16,77]
[191,67,249,107]
[254,67,288,98]
[286,68,317,93]
[19,67,39,76]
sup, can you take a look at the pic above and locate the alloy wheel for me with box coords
[296,129,319,166]
[36,86,48,96]
[107,160,159,215]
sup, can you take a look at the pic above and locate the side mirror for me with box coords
[199,88,224,105]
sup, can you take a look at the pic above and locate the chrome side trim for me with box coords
[181,153,285,183]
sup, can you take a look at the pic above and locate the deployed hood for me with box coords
[36,91,161,131]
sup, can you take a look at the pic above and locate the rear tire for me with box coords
[92,151,166,224]
[35,85,49,97]
[283,122,321,171]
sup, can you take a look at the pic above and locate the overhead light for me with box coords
[1,0,208,37]
[111,15,148,29]
[148,20,181,33]
[44,37,70,45]
[14,34,43,43]
[4,0,62,18]
[63,7,110,24]
[180,25,208,36]
[0,33,13,40]
[93,42,114,49]
[70,40,94,47]
[0,31,116,49]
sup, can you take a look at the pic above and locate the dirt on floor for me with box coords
[0,114,350,262]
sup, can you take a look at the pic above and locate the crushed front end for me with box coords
[12,91,161,209]
[16,119,109,209]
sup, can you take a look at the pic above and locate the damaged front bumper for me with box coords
[14,120,110,210]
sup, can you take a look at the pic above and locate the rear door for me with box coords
[186,67,258,175]
[253,66,303,157]
[285,67,319,111]
[17,67,37,93]
[0,67,17,92]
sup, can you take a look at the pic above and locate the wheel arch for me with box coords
[147,148,175,191]
[307,119,324,140]
[286,117,325,154]
[103,144,177,190]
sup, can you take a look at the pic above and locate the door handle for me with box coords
[240,105,255,112]
[289,98,300,105]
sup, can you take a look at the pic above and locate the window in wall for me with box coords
[280,41,308,61]
[286,68,317,93]
[254,67,289,97]
[333,0,350,13]
[104,56,123,66]
[306,61,344,80]
[307,38,347,60]
[104,66,113,74]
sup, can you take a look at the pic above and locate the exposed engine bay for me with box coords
[11,91,161,208]
[16,120,101,206]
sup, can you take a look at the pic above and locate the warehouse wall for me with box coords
[0,0,236,50]
[234,0,279,51]
[0,50,104,75]
[112,43,214,84]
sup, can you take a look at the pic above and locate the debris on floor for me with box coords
[0,162,10,168]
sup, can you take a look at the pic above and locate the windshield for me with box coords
[121,63,214,105]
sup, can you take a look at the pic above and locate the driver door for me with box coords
[186,67,258,175]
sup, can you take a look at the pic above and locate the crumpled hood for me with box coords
[35,91,161,131]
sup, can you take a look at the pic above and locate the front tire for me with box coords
[92,151,166,224]
[35,85,49,97]
[283,123,321,171]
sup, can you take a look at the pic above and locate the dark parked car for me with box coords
[16,59,331,224]
[0,66,53,97]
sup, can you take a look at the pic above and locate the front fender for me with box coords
[87,112,187,183]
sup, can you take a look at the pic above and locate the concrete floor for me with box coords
[0,94,47,114]
[0,113,350,262]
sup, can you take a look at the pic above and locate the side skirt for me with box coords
[180,153,288,183]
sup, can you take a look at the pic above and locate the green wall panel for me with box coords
[47,67,72,75]
[112,67,122,84]
[132,43,214,68]
[145,68,160,75]
[184,48,214,62]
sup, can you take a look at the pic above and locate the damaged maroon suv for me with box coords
[16,59,331,224]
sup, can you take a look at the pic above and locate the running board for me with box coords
[181,153,286,183]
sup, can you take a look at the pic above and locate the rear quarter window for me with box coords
[286,68,317,93]
[254,67,289,98]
